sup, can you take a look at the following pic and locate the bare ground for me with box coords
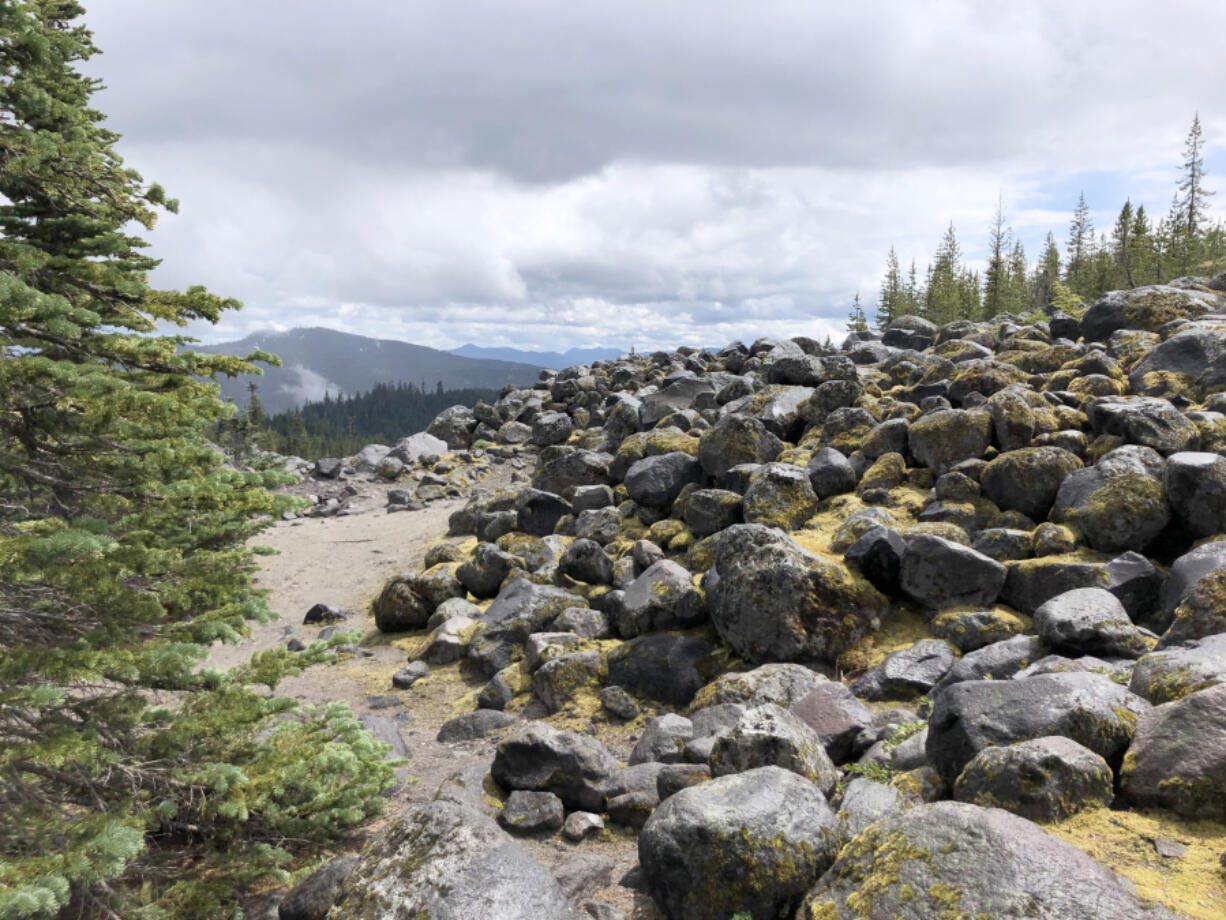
[212,463,656,918]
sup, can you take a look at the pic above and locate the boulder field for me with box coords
[283,276,1226,920]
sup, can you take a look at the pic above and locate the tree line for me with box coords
[218,380,502,461]
[849,116,1226,332]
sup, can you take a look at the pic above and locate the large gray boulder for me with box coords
[1121,683,1226,819]
[426,405,478,449]
[558,538,614,585]
[605,633,715,706]
[697,414,782,482]
[693,662,829,709]
[330,801,579,920]
[682,488,744,537]
[799,801,1178,920]
[907,408,992,474]
[616,559,705,637]
[742,463,820,530]
[833,778,903,843]
[389,431,449,464]
[532,449,613,498]
[899,534,1007,609]
[935,635,1049,690]
[719,384,814,440]
[952,736,1114,821]
[1164,450,1226,537]
[850,639,957,700]
[1085,395,1200,455]
[926,671,1149,784]
[1033,587,1156,659]
[709,525,888,664]
[531,411,573,447]
[1130,633,1226,704]
[491,721,620,812]
[709,704,840,794]
[372,564,465,632]
[470,578,586,675]
[457,542,521,598]
[1081,283,1218,340]
[806,447,858,499]
[1129,324,1226,397]
[1051,445,1170,553]
[1157,539,1226,643]
[278,856,356,920]
[638,766,837,920]
[979,446,1083,521]
[624,451,703,511]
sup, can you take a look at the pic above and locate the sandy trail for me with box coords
[213,465,654,918]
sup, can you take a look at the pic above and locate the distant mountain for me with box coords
[195,327,545,415]
[449,343,625,369]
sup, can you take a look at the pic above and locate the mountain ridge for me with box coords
[195,327,545,414]
[448,342,625,368]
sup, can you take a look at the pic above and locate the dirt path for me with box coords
[214,464,654,918]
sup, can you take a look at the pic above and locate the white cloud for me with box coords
[78,0,1226,351]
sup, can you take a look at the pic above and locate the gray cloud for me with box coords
[80,0,1226,351]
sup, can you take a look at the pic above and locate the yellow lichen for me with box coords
[1046,807,1226,920]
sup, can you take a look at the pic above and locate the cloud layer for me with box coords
[83,0,1226,350]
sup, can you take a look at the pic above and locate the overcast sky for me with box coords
[84,0,1226,353]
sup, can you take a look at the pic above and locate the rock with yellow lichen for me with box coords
[639,766,838,920]
[1129,634,1226,704]
[1051,444,1170,553]
[925,671,1149,785]
[951,735,1114,821]
[743,462,821,530]
[797,801,1180,919]
[709,524,889,664]
[328,800,580,920]
[907,408,992,474]
[1120,683,1226,820]
[1081,283,1221,341]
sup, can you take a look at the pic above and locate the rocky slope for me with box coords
[279,275,1226,920]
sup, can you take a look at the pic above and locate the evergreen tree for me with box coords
[876,246,904,330]
[1174,113,1214,273]
[846,292,869,333]
[1003,236,1028,316]
[1031,232,1061,312]
[1128,204,1157,285]
[925,222,964,325]
[1111,199,1135,288]
[957,267,982,321]
[904,259,923,315]
[983,196,1008,317]
[1065,191,1094,298]
[0,4,393,916]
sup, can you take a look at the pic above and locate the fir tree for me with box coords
[876,246,904,330]
[1174,113,1214,273]
[983,196,1008,317]
[1003,236,1028,316]
[846,292,869,333]
[1112,199,1135,288]
[904,259,923,315]
[1065,191,1094,298]
[0,4,394,916]
[925,222,964,325]
[1128,204,1157,285]
[1032,232,1061,311]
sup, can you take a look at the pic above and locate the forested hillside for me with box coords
[260,381,502,458]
